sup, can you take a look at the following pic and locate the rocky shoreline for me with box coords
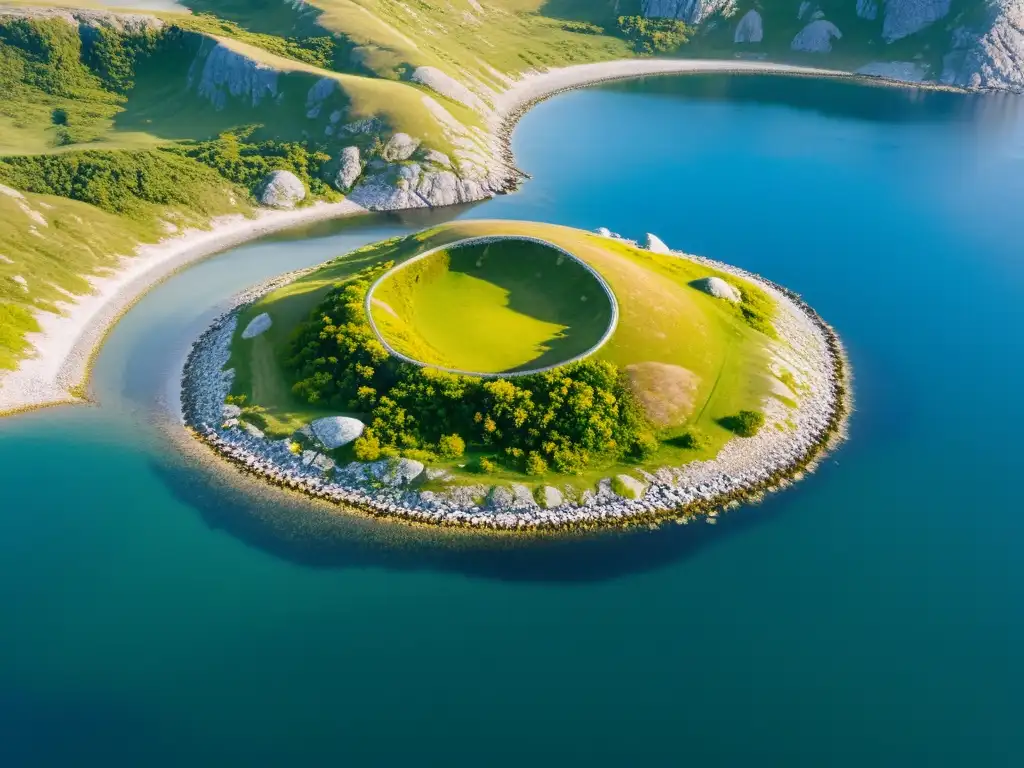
[180,238,851,533]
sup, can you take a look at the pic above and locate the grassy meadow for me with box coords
[369,239,615,374]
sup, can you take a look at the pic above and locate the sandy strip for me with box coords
[490,58,854,124]
[0,200,365,415]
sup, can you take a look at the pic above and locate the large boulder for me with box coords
[368,458,425,486]
[791,19,843,52]
[942,4,1024,91]
[257,170,305,209]
[691,276,742,302]
[193,40,278,110]
[381,133,420,162]
[645,233,672,254]
[613,474,647,500]
[310,416,365,449]
[882,0,951,43]
[330,146,362,192]
[241,312,272,339]
[734,10,763,43]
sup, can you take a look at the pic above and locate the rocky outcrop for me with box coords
[241,312,272,339]
[257,171,305,209]
[381,133,420,162]
[882,0,951,43]
[942,1,1024,90]
[411,66,489,112]
[640,0,736,24]
[0,6,162,33]
[349,162,495,210]
[190,40,278,110]
[310,417,364,449]
[734,10,763,43]
[791,20,843,52]
[325,146,362,192]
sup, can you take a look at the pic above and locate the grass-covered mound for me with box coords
[368,238,615,375]
[227,220,787,487]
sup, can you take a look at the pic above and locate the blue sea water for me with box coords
[1,75,1023,765]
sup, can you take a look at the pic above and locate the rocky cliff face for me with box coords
[642,0,1024,92]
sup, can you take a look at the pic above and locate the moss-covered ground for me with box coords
[228,220,789,491]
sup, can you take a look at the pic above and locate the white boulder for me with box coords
[334,146,362,191]
[241,312,272,339]
[310,416,365,449]
[614,474,647,500]
[540,486,564,508]
[791,20,843,52]
[692,276,742,302]
[645,233,672,254]
[222,403,242,419]
[734,10,763,43]
[258,170,305,208]
[368,458,424,486]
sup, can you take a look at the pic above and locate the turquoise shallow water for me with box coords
[2,75,1024,765]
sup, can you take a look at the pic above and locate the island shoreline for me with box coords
[179,235,852,533]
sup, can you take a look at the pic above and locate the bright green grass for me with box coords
[227,220,789,490]
[369,239,615,374]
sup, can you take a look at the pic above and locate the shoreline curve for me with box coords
[0,57,916,417]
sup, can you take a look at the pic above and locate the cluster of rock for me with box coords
[641,0,1024,92]
[180,233,849,532]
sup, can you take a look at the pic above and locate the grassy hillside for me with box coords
[226,220,788,488]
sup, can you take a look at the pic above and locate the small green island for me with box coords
[182,219,848,530]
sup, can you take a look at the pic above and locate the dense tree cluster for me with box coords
[0,149,235,216]
[616,16,692,54]
[286,266,657,474]
[173,129,336,199]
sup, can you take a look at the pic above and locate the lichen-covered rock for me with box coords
[329,146,362,192]
[734,10,763,43]
[411,66,489,112]
[310,416,365,449]
[641,0,736,24]
[882,0,951,43]
[381,133,420,162]
[222,403,242,419]
[645,233,672,254]
[348,163,494,210]
[791,20,843,52]
[368,458,424,486]
[257,170,305,208]
[614,474,647,500]
[691,276,742,302]
[191,41,278,110]
[241,312,272,339]
[942,2,1024,91]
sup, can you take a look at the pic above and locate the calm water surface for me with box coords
[2,76,1023,765]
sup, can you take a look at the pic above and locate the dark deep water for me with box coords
[2,75,1023,765]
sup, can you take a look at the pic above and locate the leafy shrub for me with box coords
[719,410,766,437]
[670,428,711,450]
[525,452,548,476]
[438,434,466,458]
[353,431,382,461]
[616,15,692,54]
